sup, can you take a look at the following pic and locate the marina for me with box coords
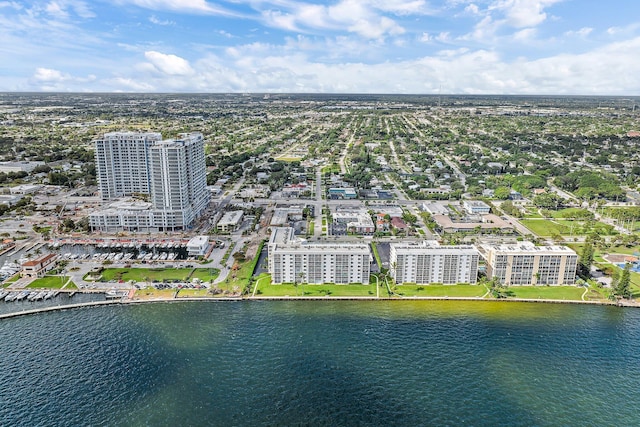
[0,291,106,316]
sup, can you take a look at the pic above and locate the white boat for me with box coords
[0,290,9,300]
[4,292,18,302]
[15,291,30,301]
[105,289,126,299]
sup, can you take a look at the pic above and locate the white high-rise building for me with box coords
[91,132,209,232]
[268,228,370,284]
[390,241,479,285]
[94,132,162,199]
[480,242,578,285]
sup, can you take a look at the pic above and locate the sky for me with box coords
[1,0,640,94]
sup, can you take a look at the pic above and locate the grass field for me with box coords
[550,208,593,219]
[96,268,218,283]
[393,284,487,298]
[520,219,615,237]
[505,285,588,300]
[254,279,377,297]
[28,275,77,289]
[134,287,175,299]
[177,289,210,298]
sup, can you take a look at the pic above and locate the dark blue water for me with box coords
[0,301,638,426]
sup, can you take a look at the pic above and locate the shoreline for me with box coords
[0,294,635,320]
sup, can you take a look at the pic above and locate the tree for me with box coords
[579,241,594,275]
[614,263,632,299]
[494,186,511,200]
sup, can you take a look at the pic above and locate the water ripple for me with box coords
[0,301,638,426]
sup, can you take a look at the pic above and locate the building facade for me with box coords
[21,253,58,278]
[95,132,161,199]
[91,132,210,232]
[390,241,479,285]
[481,242,578,285]
[268,228,370,284]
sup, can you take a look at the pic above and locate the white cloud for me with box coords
[33,67,69,82]
[117,0,240,17]
[144,51,194,75]
[491,0,561,28]
[259,0,406,39]
[367,0,432,15]
[29,67,96,90]
[564,27,592,38]
[149,15,175,25]
[0,2,23,10]
[512,27,536,41]
[14,36,640,94]
[436,32,450,42]
[45,1,95,19]
[464,4,480,15]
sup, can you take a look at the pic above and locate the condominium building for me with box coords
[91,132,209,232]
[390,241,479,285]
[480,242,578,285]
[95,132,162,199]
[268,228,370,284]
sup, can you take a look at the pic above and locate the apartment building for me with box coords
[268,228,370,284]
[480,242,578,285]
[94,132,162,199]
[91,132,209,232]
[390,241,479,285]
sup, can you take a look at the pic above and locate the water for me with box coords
[0,292,105,316]
[0,301,638,426]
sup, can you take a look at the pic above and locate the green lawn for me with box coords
[190,268,220,282]
[177,288,210,298]
[28,275,77,289]
[96,268,217,283]
[523,208,544,218]
[3,273,21,285]
[521,219,615,237]
[505,285,587,300]
[550,208,593,219]
[394,284,487,298]
[254,279,377,297]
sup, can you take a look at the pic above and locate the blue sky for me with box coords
[1,0,639,94]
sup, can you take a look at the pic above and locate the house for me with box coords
[21,253,58,278]
[390,217,408,231]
